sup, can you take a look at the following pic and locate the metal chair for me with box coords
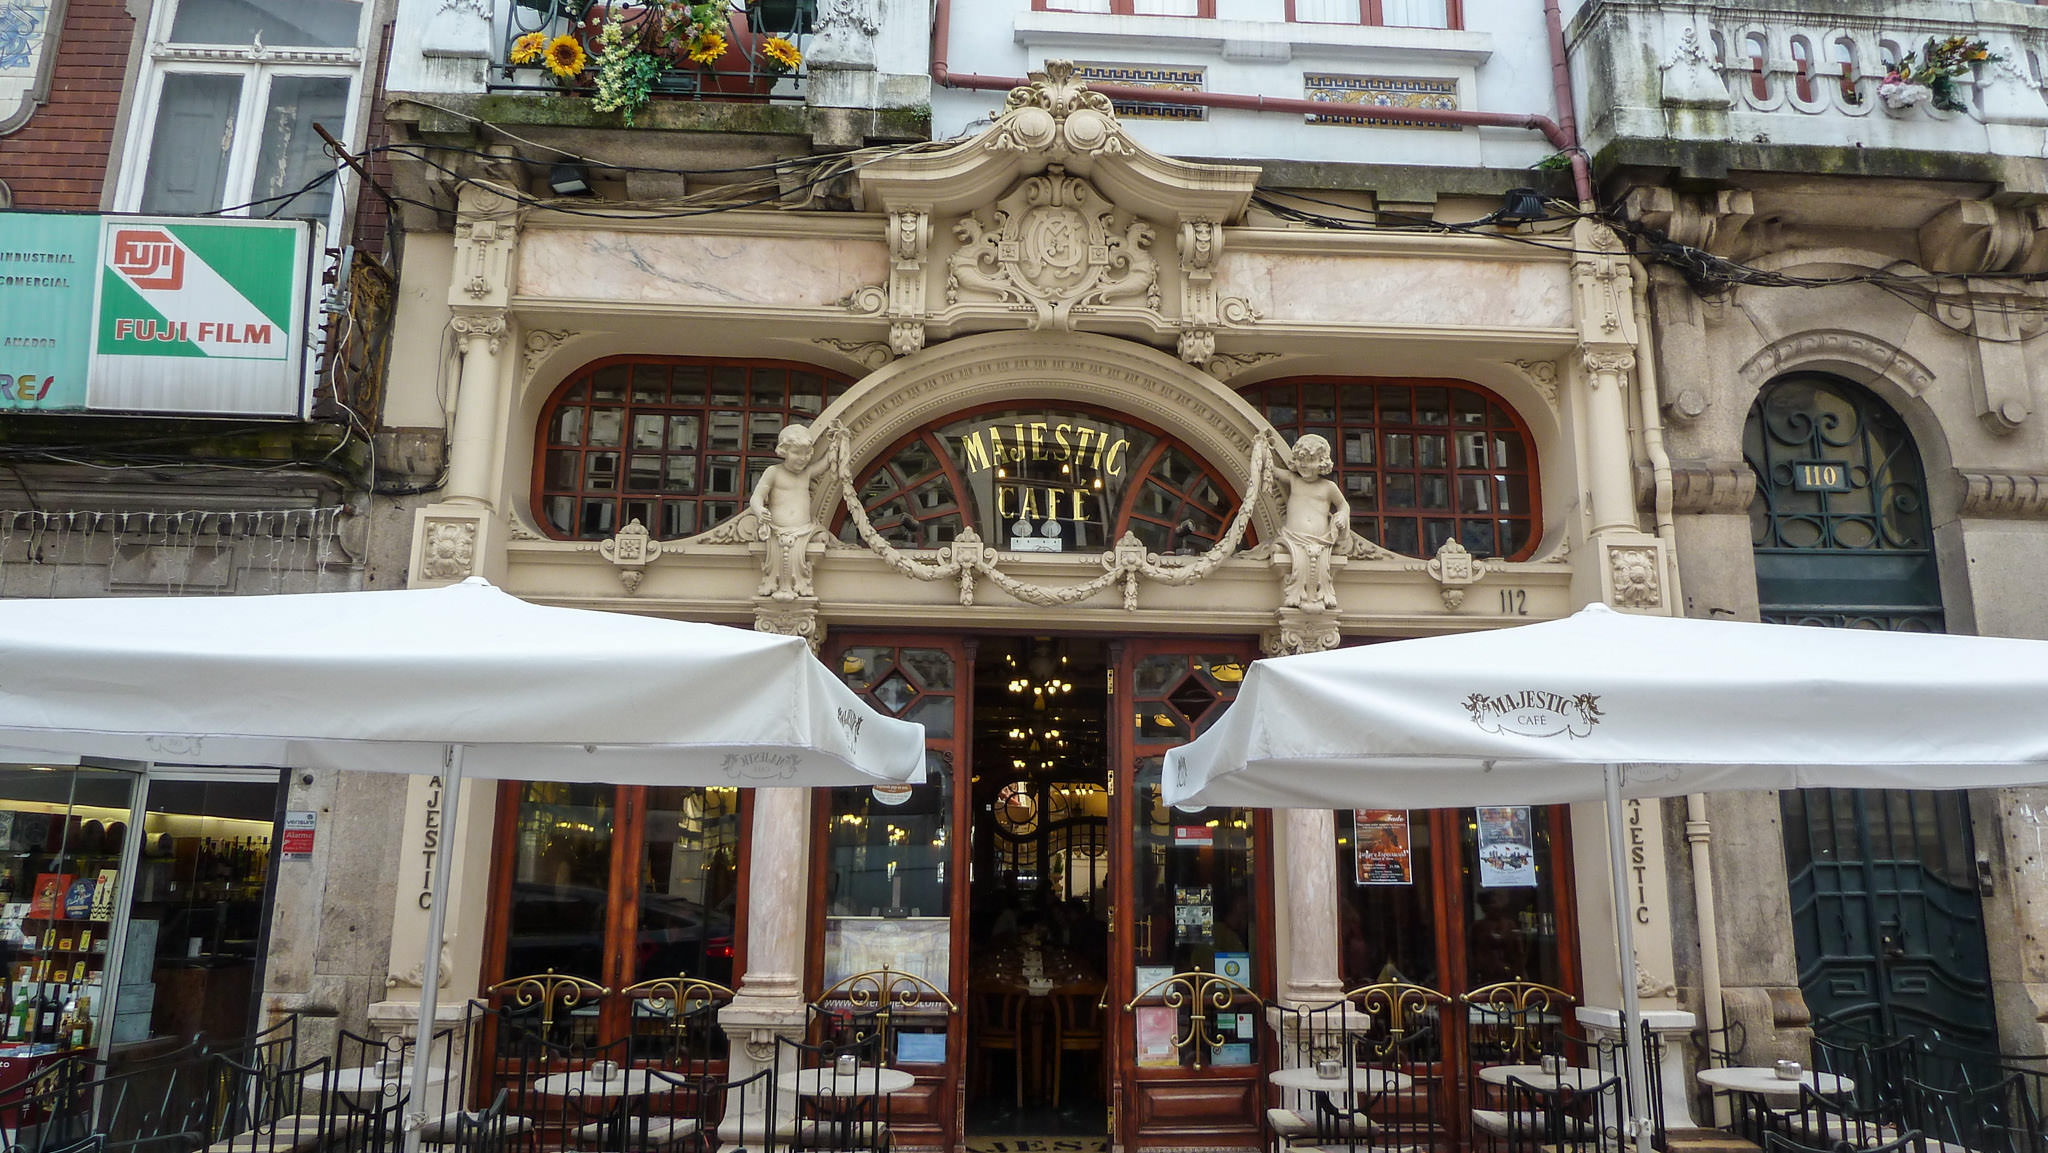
[1498,1072,1624,1153]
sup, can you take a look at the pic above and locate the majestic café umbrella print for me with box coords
[1165,603,2048,1153]
[0,577,926,1149]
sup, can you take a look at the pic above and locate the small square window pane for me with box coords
[1386,474,1416,509]
[591,366,628,402]
[628,454,662,491]
[663,502,697,538]
[545,496,574,535]
[791,376,826,414]
[584,452,618,491]
[751,369,788,409]
[668,415,700,449]
[1381,518,1419,555]
[708,413,743,451]
[1498,519,1524,556]
[589,409,623,447]
[1343,473,1376,505]
[1415,387,1448,425]
[1423,519,1456,555]
[1461,519,1497,556]
[1378,386,1411,423]
[579,499,615,537]
[1499,474,1530,513]
[552,408,585,446]
[633,414,665,449]
[1456,432,1488,468]
[665,457,698,494]
[1419,475,1450,509]
[751,412,785,451]
[1384,434,1414,468]
[1454,389,1488,425]
[1458,475,1491,512]
[624,499,655,530]
[1417,435,1446,468]
[706,457,741,496]
[1495,435,1528,471]
[703,500,739,525]
[711,367,746,406]
[670,366,707,405]
[1343,431,1373,466]
[632,365,669,403]
[1265,404,1297,427]
[545,450,580,490]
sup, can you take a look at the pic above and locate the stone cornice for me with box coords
[1641,459,1758,515]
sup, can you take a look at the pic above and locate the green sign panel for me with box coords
[0,213,99,411]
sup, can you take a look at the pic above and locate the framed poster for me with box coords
[821,917,950,991]
[1353,809,1412,885]
[1476,806,1538,888]
[1135,1005,1180,1067]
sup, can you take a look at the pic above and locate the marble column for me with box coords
[1282,808,1345,1004]
[719,786,813,1150]
[444,310,508,508]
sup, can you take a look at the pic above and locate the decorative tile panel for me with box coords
[1302,73,1460,128]
[1075,62,1207,121]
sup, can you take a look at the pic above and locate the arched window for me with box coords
[534,358,854,541]
[838,405,1241,556]
[1744,372,1939,629]
[1240,377,1540,560]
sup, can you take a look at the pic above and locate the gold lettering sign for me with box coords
[958,417,1133,552]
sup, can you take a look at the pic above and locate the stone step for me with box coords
[1664,1127,1763,1153]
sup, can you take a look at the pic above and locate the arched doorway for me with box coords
[1746,372,1995,1057]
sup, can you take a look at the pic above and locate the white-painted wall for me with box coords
[934,0,1559,171]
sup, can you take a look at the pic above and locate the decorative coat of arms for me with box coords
[947,166,1160,330]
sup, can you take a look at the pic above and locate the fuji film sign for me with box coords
[0,212,316,415]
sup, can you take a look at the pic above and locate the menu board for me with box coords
[1353,810,1412,885]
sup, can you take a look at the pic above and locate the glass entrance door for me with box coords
[1112,639,1265,1152]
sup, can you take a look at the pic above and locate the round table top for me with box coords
[1478,1064,1612,1091]
[1267,1066,1415,1095]
[1697,1066,1854,1098]
[791,1066,915,1098]
[531,1069,662,1099]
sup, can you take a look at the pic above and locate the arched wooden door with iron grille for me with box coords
[1111,638,1271,1151]
[1747,372,1996,1057]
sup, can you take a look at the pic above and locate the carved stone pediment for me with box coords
[845,61,1263,365]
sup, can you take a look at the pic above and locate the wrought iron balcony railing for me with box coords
[493,0,814,104]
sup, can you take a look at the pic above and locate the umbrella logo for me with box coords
[1463,690,1603,739]
[836,706,863,747]
[720,751,804,780]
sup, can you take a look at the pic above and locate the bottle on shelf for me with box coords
[3,984,20,1042]
[70,993,90,1050]
[33,986,56,1045]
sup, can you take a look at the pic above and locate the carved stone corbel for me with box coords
[579,518,665,594]
[754,596,823,652]
[1263,607,1341,656]
[812,338,895,371]
[1502,358,1561,409]
[1206,352,1281,382]
[1918,201,2045,275]
[1178,217,1222,366]
[1931,286,2042,433]
[886,208,930,356]
[1652,459,1757,515]
[520,328,576,387]
[1572,220,1639,345]
[450,202,521,311]
[1414,538,1491,611]
[1624,187,1752,256]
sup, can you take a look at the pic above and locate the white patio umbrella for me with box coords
[0,577,926,1148]
[1164,604,2048,1153]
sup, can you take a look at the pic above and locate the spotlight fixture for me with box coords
[548,163,593,196]
[1496,187,1548,224]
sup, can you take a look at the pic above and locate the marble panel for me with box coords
[1218,251,1573,331]
[517,230,890,310]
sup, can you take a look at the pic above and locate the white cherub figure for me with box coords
[747,423,839,601]
[1264,431,1352,610]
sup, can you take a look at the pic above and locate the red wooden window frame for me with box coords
[531,356,853,543]
[1283,0,1463,31]
[1239,376,1541,562]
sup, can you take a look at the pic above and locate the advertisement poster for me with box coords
[0,212,99,411]
[1353,809,1413,885]
[1173,884,1213,945]
[821,916,950,991]
[91,216,310,416]
[1476,806,1538,888]
[1135,1005,1180,1067]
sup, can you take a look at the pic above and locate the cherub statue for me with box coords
[748,423,840,601]
[1263,431,1351,610]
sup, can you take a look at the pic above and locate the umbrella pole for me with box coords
[1604,764,1655,1153]
[402,744,467,1153]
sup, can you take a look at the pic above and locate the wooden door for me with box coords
[810,635,974,1153]
[1111,638,1268,1152]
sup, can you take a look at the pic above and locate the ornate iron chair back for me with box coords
[813,966,957,1067]
[1460,980,1575,1067]
[486,969,611,1052]
[621,975,736,1074]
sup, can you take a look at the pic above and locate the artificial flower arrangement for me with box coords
[510,1,803,126]
[1878,34,2000,112]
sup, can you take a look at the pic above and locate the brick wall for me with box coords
[0,0,138,210]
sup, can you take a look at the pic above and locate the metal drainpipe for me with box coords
[927,0,1596,205]
[1632,261,1729,1097]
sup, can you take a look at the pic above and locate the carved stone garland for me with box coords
[830,423,1274,610]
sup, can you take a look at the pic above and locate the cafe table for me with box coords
[1697,1066,1854,1102]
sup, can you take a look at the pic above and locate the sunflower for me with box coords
[509,31,547,65]
[686,29,728,66]
[543,33,587,78]
[759,35,801,72]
